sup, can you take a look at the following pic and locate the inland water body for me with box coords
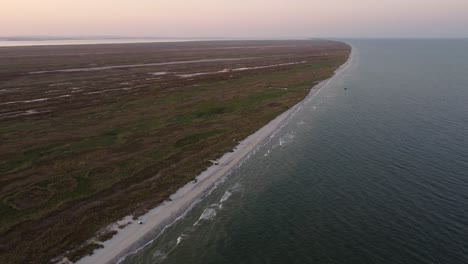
[0,38,207,47]
[122,39,468,264]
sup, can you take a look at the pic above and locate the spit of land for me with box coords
[0,40,350,263]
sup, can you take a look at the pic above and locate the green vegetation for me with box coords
[175,130,226,148]
[66,243,104,262]
[97,230,118,242]
[0,40,350,263]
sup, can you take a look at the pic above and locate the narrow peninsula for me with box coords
[0,40,350,263]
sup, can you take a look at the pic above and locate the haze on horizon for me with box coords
[2,0,468,38]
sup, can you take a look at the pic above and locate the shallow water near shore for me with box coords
[121,39,468,264]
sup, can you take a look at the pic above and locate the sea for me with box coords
[0,38,207,47]
[15,38,457,263]
[116,39,468,263]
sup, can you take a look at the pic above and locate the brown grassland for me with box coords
[0,40,350,263]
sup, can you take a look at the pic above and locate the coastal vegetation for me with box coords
[0,40,350,263]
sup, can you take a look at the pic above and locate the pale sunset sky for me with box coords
[1,0,467,38]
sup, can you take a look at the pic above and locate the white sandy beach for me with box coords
[76,48,353,264]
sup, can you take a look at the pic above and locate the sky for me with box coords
[1,0,468,38]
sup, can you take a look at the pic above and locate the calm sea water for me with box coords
[122,39,468,264]
[0,38,203,47]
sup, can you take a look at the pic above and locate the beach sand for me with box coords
[76,48,353,264]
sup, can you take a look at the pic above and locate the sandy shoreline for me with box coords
[76,47,353,264]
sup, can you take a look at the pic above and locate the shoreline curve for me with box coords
[76,44,354,264]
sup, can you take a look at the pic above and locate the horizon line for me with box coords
[1,36,468,41]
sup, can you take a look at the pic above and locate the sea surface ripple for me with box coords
[122,39,468,264]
